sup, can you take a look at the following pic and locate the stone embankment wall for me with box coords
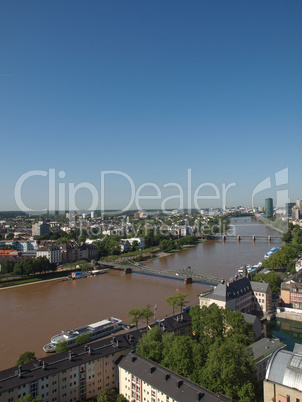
[276,307,302,322]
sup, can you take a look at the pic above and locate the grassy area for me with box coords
[100,246,159,261]
[0,268,77,288]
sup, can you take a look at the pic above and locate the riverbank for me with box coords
[0,268,77,290]
[0,243,202,290]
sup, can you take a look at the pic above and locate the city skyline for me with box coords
[1,1,301,211]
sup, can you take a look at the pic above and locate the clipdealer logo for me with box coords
[14,168,236,214]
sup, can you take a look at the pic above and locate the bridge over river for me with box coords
[99,259,222,286]
[198,234,282,242]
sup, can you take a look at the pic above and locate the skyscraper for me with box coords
[265,198,273,219]
[285,202,296,218]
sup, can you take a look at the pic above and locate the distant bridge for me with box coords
[99,260,222,286]
[198,234,282,242]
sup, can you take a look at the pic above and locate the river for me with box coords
[0,218,284,370]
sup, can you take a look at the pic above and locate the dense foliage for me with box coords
[97,388,126,402]
[252,270,282,294]
[16,351,36,366]
[55,341,69,353]
[262,243,300,270]
[165,293,189,315]
[128,304,154,328]
[136,304,257,401]
[75,333,91,346]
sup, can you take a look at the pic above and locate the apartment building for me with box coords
[118,353,233,402]
[32,222,50,237]
[36,246,62,265]
[0,332,142,402]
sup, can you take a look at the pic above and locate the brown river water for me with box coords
[0,218,282,370]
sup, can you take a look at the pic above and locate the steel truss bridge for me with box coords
[99,259,222,286]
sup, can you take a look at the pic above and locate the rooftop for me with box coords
[251,338,286,362]
[119,353,233,401]
[265,343,302,391]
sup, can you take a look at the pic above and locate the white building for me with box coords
[32,221,50,237]
[36,246,62,264]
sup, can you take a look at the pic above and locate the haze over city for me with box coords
[1,1,301,211]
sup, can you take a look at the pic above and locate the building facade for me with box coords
[280,279,302,309]
[32,222,50,237]
[0,332,141,402]
[36,246,62,264]
[118,353,232,402]
[199,277,272,315]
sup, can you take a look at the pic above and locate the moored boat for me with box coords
[43,317,122,353]
[264,247,279,259]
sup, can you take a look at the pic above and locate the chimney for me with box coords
[68,350,72,361]
[18,366,22,378]
[42,361,46,370]
[131,356,137,363]
[88,347,92,355]
[150,366,156,374]
[176,380,183,388]
[197,392,204,400]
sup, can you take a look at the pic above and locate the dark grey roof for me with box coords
[0,313,192,394]
[119,353,233,401]
[209,277,252,302]
[0,330,143,394]
[241,312,257,325]
[151,312,191,333]
[251,338,286,362]
[250,281,270,293]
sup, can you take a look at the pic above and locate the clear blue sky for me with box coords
[1,0,301,212]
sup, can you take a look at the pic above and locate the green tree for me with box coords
[6,233,14,240]
[2,259,15,273]
[165,295,179,315]
[161,335,196,378]
[55,341,69,353]
[190,305,254,347]
[14,260,25,276]
[16,351,36,365]
[23,259,34,276]
[141,304,154,326]
[136,326,165,363]
[36,256,51,273]
[190,304,224,347]
[0,244,14,250]
[75,333,91,345]
[200,339,257,401]
[128,308,143,329]
[177,293,189,312]
[262,244,299,269]
[97,388,118,402]
[282,230,293,243]
[253,271,282,294]
[17,396,43,402]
